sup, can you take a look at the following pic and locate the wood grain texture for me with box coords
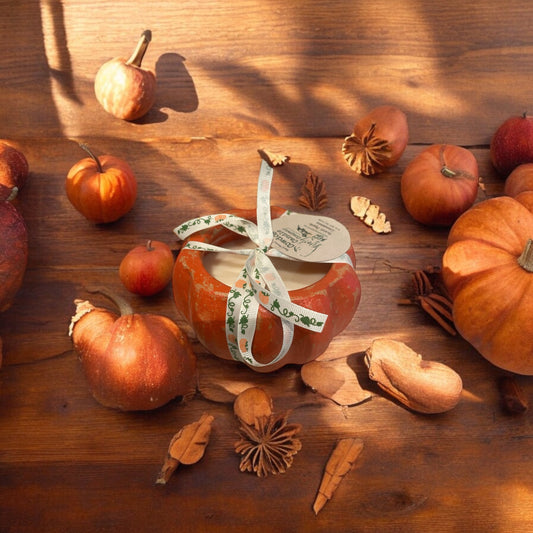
[1,1,533,532]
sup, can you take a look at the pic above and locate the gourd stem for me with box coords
[86,286,134,316]
[6,186,19,202]
[79,143,103,173]
[441,166,457,178]
[126,30,152,67]
[517,239,533,272]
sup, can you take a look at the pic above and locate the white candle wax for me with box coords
[202,238,330,290]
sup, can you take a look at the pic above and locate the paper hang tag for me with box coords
[271,214,351,262]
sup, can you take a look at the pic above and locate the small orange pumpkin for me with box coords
[65,144,137,224]
[173,207,361,373]
[442,192,533,375]
[401,144,479,226]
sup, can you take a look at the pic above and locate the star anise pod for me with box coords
[298,170,328,211]
[342,122,392,176]
[234,411,302,477]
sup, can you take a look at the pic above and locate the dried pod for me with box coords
[233,387,273,428]
[234,411,302,477]
[69,290,196,411]
[364,338,462,414]
[342,105,408,176]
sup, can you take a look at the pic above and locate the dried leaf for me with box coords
[258,148,290,167]
[301,359,371,406]
[234,387,273,428]
[313,437,364,515]
[156,413,214,484]
[350,195,391,234]
[298,171,328,211]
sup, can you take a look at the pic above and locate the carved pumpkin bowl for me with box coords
[172,207,361,372]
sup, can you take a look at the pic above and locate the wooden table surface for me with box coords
[1,1,532,531]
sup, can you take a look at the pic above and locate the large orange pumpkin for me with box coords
[442,192,533,375]
[173,207,361,373]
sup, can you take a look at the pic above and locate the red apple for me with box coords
[490,113,533,177]
[0,140,29,190]
[119,240,174,296]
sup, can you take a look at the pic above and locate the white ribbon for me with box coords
[174,160,353,368]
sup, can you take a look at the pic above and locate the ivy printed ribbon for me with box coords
[173,160,353,368]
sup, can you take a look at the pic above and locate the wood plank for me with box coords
[2,1,533,143]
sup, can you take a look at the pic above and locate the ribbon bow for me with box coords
[174,160,353,368]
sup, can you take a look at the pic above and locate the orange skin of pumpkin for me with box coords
[94,57,156,121]
[172,207,361,373]
[401,144,479,227]
[442,192,533,375]
[71,303,196,411]
[65,155,137,224]
[0,187,28,312]
[504,162,533,198]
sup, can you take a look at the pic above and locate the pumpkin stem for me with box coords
[85,286,134,316]
[126,30,152,68]
[518,239,533,272]
[79,143,103,173]
[441,166,457,178]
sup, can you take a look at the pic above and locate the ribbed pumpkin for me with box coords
[172,207,361,373]
[442,192,533,375]
[65,144,137,224]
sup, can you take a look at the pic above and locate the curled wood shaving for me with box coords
[298,171,328,211]
[301,359,371,406]
[258,148,290,167]
[350,195,391,234]
[313,437,364,515]
[156,413,214,485]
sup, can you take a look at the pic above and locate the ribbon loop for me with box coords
[173,160,352,369]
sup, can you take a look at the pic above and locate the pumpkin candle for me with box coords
[202,238,331,290]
